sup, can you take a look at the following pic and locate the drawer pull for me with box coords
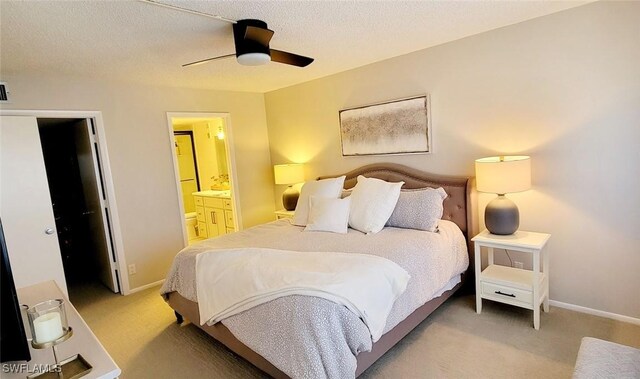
[495,290,516,298]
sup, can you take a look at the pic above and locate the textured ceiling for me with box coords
[0,1,591,93]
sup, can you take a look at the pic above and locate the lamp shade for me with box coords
[274,164,305,185]
[475,156,531,194]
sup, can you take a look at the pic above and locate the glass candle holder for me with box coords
[20,304,33,341]
[27,299,68,345]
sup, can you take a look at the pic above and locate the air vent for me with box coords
[0,82,9,102]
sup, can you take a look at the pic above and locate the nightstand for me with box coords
[275,209,295,219]
[472,229,551,329]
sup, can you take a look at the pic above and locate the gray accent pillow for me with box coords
[386,187,448,232]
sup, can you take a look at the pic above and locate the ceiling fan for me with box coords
[139,0,314,68]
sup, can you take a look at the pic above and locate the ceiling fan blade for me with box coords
[182,53,235,67]
[270,49,314,67]
[244,26,274,46]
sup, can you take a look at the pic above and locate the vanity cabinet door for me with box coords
[213,208,226,236]
[196,221,208,238]
[205,207,226,237]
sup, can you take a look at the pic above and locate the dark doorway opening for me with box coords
[38,118,119,300]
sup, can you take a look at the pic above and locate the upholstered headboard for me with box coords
[318,163,478,239]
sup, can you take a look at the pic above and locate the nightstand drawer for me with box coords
[275,210,295,219]
[482,282,532,305]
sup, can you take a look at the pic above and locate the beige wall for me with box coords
[0,74,275,290]
[265,1,640,318]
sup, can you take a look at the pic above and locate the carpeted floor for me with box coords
[70,282,640,379]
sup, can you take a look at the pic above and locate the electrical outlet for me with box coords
[128,264,137,275]
[513,261,524,269]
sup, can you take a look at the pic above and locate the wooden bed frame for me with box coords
[167,163,478,378]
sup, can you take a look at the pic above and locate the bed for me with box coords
[162,163,478,378]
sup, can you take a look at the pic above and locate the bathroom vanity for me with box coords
[193,191,235,239]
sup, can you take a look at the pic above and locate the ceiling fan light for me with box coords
[237,52,270,66]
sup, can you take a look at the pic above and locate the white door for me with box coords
[0,116,68,296]
[75,119,119,293]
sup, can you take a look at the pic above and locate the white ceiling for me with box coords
[0,1,591,93]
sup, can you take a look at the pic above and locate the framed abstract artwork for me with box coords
[339,95,431,156]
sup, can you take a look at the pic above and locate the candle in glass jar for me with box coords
[33,312,63,343]
[20,305,32,341]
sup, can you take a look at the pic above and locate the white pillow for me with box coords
[292,176,346,226]
[348,175,404,234]
[304,196,351,234]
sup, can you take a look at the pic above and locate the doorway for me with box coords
[174,131,201,213]
[38,118,120,298]
[0,111,126,300]
[167,113,242,246]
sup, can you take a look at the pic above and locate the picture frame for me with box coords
[339,95,431,156]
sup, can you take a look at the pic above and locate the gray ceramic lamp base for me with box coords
[485,194,519,235]
[282,186,299,211]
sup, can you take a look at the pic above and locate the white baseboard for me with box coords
[549,300,640,326]
[127,279,165,295]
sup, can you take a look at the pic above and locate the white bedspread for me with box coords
[195,247,410,342]
[161,219,469,378]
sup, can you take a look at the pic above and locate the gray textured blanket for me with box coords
[161,219,468,378]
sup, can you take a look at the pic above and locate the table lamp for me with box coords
[475,156,531,235]
[274,163,305,211]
